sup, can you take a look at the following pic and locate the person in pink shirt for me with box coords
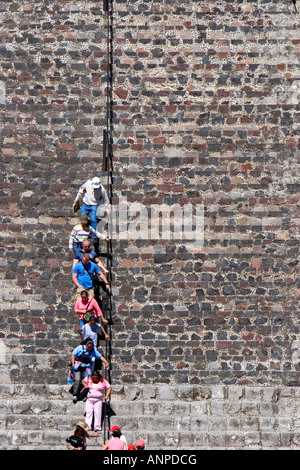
[102,429,126,450]
[81,370,111,432]
[74,289,108,329]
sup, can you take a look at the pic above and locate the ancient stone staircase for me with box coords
[0,383,86,450]
[1,369,300,450]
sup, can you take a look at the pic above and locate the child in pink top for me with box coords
[102,429,126,450]
[107,437,126,450]
[81,371,111,431]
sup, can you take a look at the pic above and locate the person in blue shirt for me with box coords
[74,239,106,269]
[73,239,110,289]
[72,253,102,299]
[71,339,109,404]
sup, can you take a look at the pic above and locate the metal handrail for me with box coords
[102,0,114,446]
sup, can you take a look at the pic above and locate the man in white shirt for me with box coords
[74,177,110,232]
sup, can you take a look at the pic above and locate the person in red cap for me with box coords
[128,444,136,450]
[136,439,145,450]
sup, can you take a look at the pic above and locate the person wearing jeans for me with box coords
[71,340,109,404]
[74,177,110,233]
[81,370,111,432]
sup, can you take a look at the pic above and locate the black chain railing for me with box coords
[291,0,298,13]
[101,0,114,444]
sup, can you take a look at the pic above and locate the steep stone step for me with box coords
[0,429,104,451]
[0,353,298,389]
[0,384,300,449]
[0,353,111,385]
[0,384,106,450]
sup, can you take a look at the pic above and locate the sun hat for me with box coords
[76,420,89,434]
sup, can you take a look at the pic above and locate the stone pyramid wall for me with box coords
[1,0,300,450]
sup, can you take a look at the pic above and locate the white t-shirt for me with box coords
[81,323,102,349]
[76,179,110,209]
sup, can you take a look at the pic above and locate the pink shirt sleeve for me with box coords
[74,297,102,316]
[86,376,92,387]
[90,298,103,317]
[87,377,110,390]
[74,298,81,312]
[102,378,111,389]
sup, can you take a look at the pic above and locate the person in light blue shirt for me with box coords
[78,316,109,348]
[71,339,109,404]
